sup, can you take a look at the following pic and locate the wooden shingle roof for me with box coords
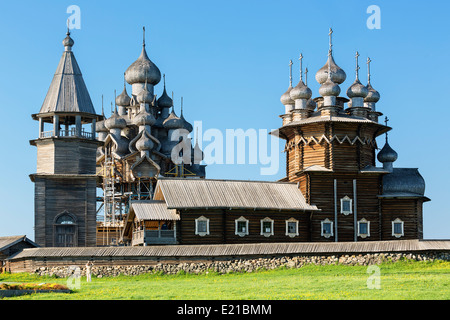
[154,178,319,211]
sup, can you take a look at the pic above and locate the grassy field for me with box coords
[1,260,450,300]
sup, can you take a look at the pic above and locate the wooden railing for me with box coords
[132,229,176,246]
[39,128,94,140]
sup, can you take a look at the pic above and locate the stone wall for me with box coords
[32,251,450,278]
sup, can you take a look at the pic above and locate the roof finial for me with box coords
[171,91,174,112]
[66,19,70,36]
[328,28,333,56]
[181,97,184,116]
[355,51,360,81]
[289,60,293,87]
[163,74,166,89]
[367,57,372,85]
[114,89,117,108]
[101,94,104,116]
[384,116,389,142]
[143,26,146,47]
[305,67,308,86]
[123,72,126,89]
[299,53,303,82]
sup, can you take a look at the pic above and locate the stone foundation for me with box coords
[32,251,450,278]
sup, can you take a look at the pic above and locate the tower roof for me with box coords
[39,31,96,115]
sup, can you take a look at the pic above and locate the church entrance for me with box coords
[54,213,78,247]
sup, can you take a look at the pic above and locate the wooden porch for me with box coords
[132,228,177,246]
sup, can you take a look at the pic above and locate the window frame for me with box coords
[321,218,334,238]
[340,196,353,215]
[357,218,370,238]
[260,217,274,237]
[195,216,210,237]
[392,218,404,238]
[235,216,249,237]
[285,218,299,238]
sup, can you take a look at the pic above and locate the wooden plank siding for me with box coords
[177,209,311,245]
[380,199,424,240]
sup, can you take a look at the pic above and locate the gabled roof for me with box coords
[0,235,38,252]
[154,178,319,211]
[131,201,180,221]
[39,37,96,115]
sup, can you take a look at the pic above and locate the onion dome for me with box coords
[158,75,173,109]
[105,110,127,130]
[306,98,317,111]
[95,119,108,133]
[163,110,184,130]
[347,79,368,99]
[116,81,131,107]
[382,168,426,196]
[319,77,340,97]
[62,31,74,49]
[137,84,153,104]
[315,55,346,85]
[180,113,193,132]
[365,83,380,103]
[280,86,294,105]
[136,132,155,153]
[132,109,156,127]
[290,80,312,101]
[124,29,161,85]
[377,141,398,164]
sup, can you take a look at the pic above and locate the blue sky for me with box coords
[0,0,448,239]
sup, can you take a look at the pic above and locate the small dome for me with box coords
[347,79,369,98]
[192,142,204,163]
[180,113,193,132]
[95,119,108,133]
[137,85,153,104]
[157,87,173,109]
[377,141,398,164]
[163,111,184,129]
[382,168,426,196]
[125,46,161,85]
[307,98,317,111]
[105,111,127,130]
[365,83,381,103]
[62,33,74,48]
[133,109,156,126]
[280,86,294,105]
[319,78,340,97]
[315,55,347,85]
[136,133,155,152]
[116,86,131,107]
[290,80,312,101]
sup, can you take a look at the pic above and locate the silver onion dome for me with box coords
[137,84,153,104]
[125,46,161,85]
[105,111,127,130]
[136,133,155,152]
[163,110,184,129]
[306,98,317,111]
[319,78,341,97]
[116,86,131,107]
[290,80,312,101]
[62,33,74,48]
[377,142,398,164]
[347,79,369,98]
[157,87,173,109]
[365,83,381,103]
[280,86,294,105]
[133,109,156,126]
[315,55,346,85]
[95,119,108,133]
[180,113,193,133]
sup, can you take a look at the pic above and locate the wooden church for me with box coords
[30,28,429,247]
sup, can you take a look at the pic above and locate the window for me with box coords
[340,196,352,215]
[392,218,404,238]
[321,219,334,238]
[54,211,77,247]
[285,218,299,237]
[195,216,209,236]
[235,217,249,237]
[357,218,370,238]
[260,217,274,237]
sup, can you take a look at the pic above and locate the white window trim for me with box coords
[321,218,334,238]
[392,218,404,238]
[357,218,370,238]
[285,218,299,238]
[340,196,353,215]
[195,216,210,237]
[260,217,274,237]
[235,216,249,237]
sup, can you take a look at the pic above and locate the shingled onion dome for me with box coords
[364,58,380,110]
[290,54,312,110]
[116,81,131,107]
[377,141,398,164]
[179,98,193,132]
[137,83,154,105]
[319,74,341,99]
[157,75,173,109]
[124,28,161,86]
[62,31,74,50]
[105,109,127,130]
[136,132,155,153]
[347,52,368,110]
[163,109,184,130]
[133,109,156,127]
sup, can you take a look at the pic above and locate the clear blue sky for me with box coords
[0,0,448,240]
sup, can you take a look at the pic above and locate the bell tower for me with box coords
[30,30,102,247]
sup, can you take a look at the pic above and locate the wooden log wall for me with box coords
[380,199,423,240]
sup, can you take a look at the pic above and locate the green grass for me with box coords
[1,260,450,300]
